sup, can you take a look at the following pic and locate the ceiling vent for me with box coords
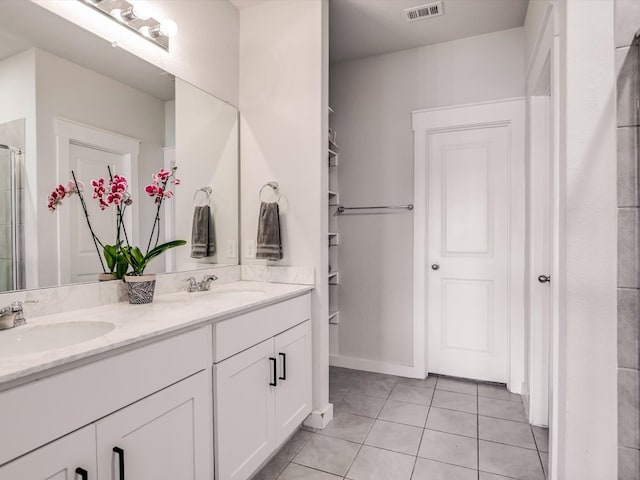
[404,2,444,22]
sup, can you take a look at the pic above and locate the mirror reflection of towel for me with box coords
[256,202,283,261]
[191,205,216,258]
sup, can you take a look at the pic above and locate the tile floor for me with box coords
[252,367,549,480]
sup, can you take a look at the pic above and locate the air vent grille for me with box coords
[404,2,444,22]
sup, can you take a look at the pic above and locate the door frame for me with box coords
[55,117,140,285]
[412,98,526,392]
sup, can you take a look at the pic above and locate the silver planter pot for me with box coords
[124,275,156,304]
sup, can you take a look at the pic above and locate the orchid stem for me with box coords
[71,170,106,273]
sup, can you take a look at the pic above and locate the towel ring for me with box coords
[259,181,281,203]
[193,186,212,207]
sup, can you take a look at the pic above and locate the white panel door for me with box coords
[427,126,509,382]
[274,321,312,443]
[68,143,127,283]
[0,425,96,480]
[96,370,212,480]
[214,338,276,480]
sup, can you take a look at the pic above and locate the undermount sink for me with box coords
[0,321,115,358]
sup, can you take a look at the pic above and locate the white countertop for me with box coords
[0,281,313,387]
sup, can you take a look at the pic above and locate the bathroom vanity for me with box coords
[0,281,312,480]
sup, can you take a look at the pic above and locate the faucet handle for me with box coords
[185,277,198,292]
[199,274,218,291]
[11,300,37,327]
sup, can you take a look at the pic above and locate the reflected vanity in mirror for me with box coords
[0,1,239,293]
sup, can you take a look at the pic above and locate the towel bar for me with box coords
[337,204,414,213]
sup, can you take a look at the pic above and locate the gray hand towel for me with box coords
[256,202,283,261]
[191,205,216,258]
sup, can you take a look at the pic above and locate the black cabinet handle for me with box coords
[269,357,277,386]
[75,468,88,480]
[278,352,287,381]
[113,447,125,480]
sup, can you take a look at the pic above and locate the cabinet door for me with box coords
[274,321,312,443]
[0,425,96,480]
[214,338,276,480]
[96,370,212,480]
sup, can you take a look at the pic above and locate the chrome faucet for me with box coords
[0,300,38,330]
[185,275,218,293]
[198,275,218,291]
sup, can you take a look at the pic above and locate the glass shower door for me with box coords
[0,147,19,292]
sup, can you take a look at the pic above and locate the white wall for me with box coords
[329,27,525,371]
[33,0,239,106]
[239,0,330,425]
[555,0,618,477]
[175,78,239,271]
[34,49,166,286]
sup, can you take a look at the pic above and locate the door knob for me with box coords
[431,263,440,271]
[538,275,550,283]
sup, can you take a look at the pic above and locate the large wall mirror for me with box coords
[0,1,239,292]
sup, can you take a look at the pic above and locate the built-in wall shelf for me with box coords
[329,106,334,115]
[329,148,339,158]
[328,191,339,205]
[329,233,339,247]
[329,155,338,168]
[329,310,339,324]
[328,271,339,285]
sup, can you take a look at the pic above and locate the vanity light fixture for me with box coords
[80,0,177,51]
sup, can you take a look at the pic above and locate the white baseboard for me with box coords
[329,354,423,379]
[303,403,334,429]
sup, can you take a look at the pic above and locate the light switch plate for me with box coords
[227,240,237,258]
[246,240,256,259]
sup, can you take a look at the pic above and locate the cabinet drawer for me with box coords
[212,294,310,363]
[0,325,211,466]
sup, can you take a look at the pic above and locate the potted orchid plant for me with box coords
[48,166,186,304]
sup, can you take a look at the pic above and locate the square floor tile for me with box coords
[278,429,315,461]
[279,463,343,480]
[478,384,521,403]
[397,376,437,388]
[479,440,545,480]
[426,407,478,438]
[346,445,415,480]
[479,416,536,450]
[293,434,360,476]
[432,390,478,414]
[378,400,429,427]
[251,454,288,480]
[412,458,477,480]
[531,426,549,453]
[350,376,396,398]
[341,391,386,418]
[319,412,374,443]
[388,384,434,405]
[418,429,478,470]
[540,451,548,479]
[436,378,478,396]
[478,397,527,423]
[479,472,520,480]
[364,419,423,455]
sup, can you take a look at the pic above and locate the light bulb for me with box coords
[131,2,152,20]
[159,19,177,37]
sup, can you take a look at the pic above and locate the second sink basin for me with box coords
[0,321,115,358]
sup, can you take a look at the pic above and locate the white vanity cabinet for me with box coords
[0,326,213,480]
[96,370,212,480]
[213,295,312,480]
[0,425,96,480]
[0,372,210,480]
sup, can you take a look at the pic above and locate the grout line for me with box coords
[477,389,480,480]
